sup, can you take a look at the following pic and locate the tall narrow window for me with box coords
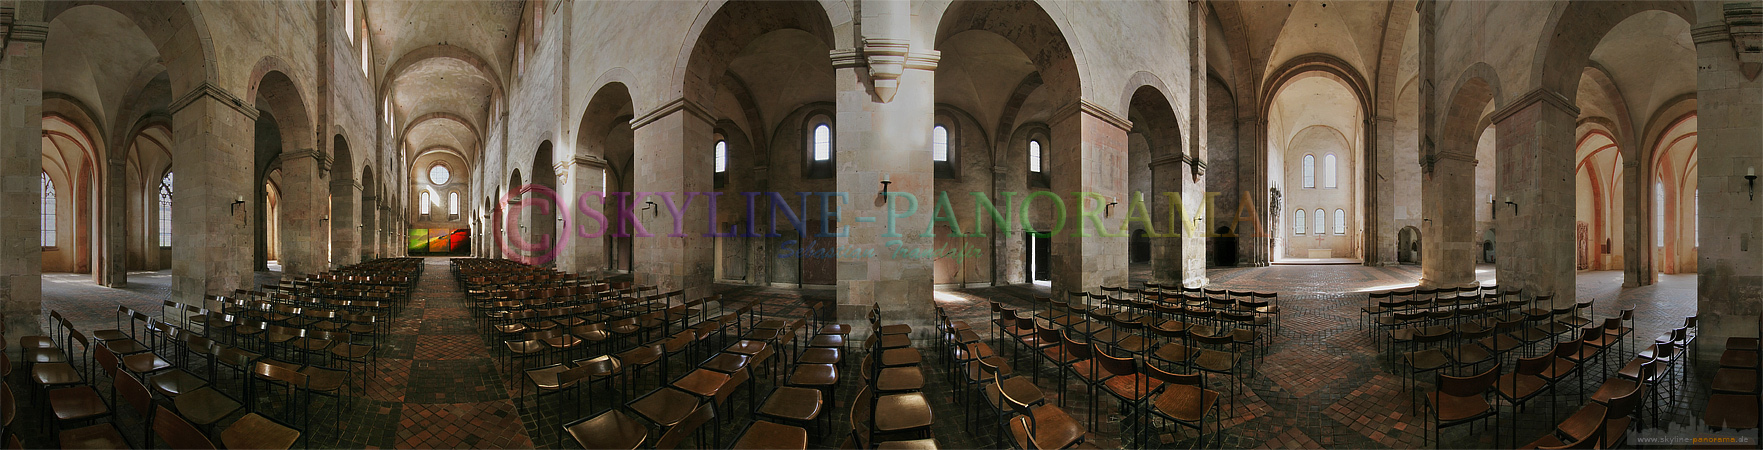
[1324,154,1338,188]
[448,192,459,216]
[421,191,432,215]
[1333,209,1346,235]
[159,172,173,247]
[1655,181,1664,247]
[344,0,355,42]
[41,172,55,247]
[1314,209,1325,235]
[1302,154,1315,188]
[1694,189,1699,245]
[932,126,949,162]
[362,41,371,78]
[812,124,831,161]
[1293,209,1306,235]
[714,140,728,173]
[1028,140,1043,173]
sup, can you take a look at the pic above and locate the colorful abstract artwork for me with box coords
[409,228,470,255]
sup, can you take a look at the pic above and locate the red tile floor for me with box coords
[14,261,1711,449]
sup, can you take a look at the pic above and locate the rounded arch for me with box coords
[933,0,1084,101]
[377,43,507,109]
[330,133,354,181]
[44,1,216,100]
[248,66,315,156]
[1439,68,1501,160]
[676,0,837,107]
[1126,83,1182,159]
[1532,1,1695,104]
[1258,53,1374,120]
[576,81,636,160]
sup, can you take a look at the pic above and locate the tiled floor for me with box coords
[12,261,1720,449]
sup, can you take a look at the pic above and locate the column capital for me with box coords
[4,20,48,44]
[571,155,608,169]
[169,82,260,121]
[840,38,941,103]
[1051,98,1134,132]
[1489,88,1578,125]
[631,97,714,130]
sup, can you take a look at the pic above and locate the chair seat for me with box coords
[1710,368,1759,395]
[1540,359,1578,381]
[732,420,808,450]
[875,366,925,393]
[880,348,922,367]
[1721,349,1759,370]
[221,413,301,450]
[58,423,128,450]
[1153,384,1220,422]
[879,334,912,349]
[1154,344,1196,363]
[787,364,839,387]
[91,330,130,342]
[984,376,1046,410]
[616,346,661,366]
[1446,345,1493,365]
[1590,378,1641,404]
[49,386,110,421]
[1497,374,1547,400]
[798,347,841,365]
[149,369,210,397]
[627,387,701,427]
[1009,405,1085,450]
[874,393,933,433]
[31,362,83,386]
[25,348,67,365]
[1070,360,1112,383]
[757,386,823,421]
[725,340,768,356]
[332,343,374,359]
[818,324,851,336]
[808,334,844,348]
[566,409,648,450]
[1478,335,1523,353]
[1104,374,1164,401]
[1425,391,1492,422]
[541,334,584,349]
[526,364,576,390]
[700,353,752,373]
[122,353,173,373]
[1194,350,1238,372]
[670,369,731,398]
[174,387,243,426]
[1704,393,1761,430]
[1042,346,1081,365]
[879,324,912,336]
[20,336,55,350]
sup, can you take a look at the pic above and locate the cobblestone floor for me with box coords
[9,261,1721,449]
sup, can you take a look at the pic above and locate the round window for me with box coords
[428,164,451,185]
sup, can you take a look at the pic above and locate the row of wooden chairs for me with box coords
[1703,312,1761,434]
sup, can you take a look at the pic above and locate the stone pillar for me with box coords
[278,150,328,276]
[1692,18,1763,365]
[329,176,359,269]
[629,100,715,300]
[1369,116,1398,265]
[832,40,938,333]
[167,84,259,306]
[1237,117,1268,266]
[1492,90,1579,308]
[100,158,128,286]
[1420,153,1478,287]
[562,154,607,277]
[1149,156,1184,285]
[1050,101,1132,294]
[360,192,377,261]
[990,165,1021,284]
[0,10,47,347]
[1182,0,1210,287]
[1622,159,1649,286]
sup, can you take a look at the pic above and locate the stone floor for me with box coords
[8,261,1723,449]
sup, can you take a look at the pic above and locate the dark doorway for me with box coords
[1398,226,1420,264]
[1129,229,1150,263]
[1027,233,1050,282]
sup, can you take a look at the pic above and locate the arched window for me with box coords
[1333,209,1346,235]
[159,172,173,247]
[1655,181,1664,247]
[420,191,432,215]
[812,124,831,161]
[1028,140,1043,173]
[448,192,460,216]
[932,126,949,162]
[1314,209,1325,235]
[41,172,55,247]
[344,0,355,42]
[1694,189,1699,245]
[1324,154,1338,188]
[1293,209,1306,235]
[714,140,728,173]
[1302,154,1315,188]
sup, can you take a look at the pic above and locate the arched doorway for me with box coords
[1397,226,1420,264]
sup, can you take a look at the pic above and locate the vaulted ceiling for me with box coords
[365,0,521,166]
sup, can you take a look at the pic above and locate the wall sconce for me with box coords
[642,201,658,217]
[1747,167,1757,201]
[1103,196,1118,216]
[1503,196,1518,214]
[880,174,892,195]
[321,215,330,224]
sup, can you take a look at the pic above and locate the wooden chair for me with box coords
[730,420,808,450]
[1424,363,1499,449]
[1145,365,1219,448]
[154,406,217,450]
[1002,379,1092,450]
[219,413,301,450]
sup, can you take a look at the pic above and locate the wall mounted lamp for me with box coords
[321,215,330,224]
[643,201,658,217]
[1747,167,1757,201]
[880,174,892,195]
[1503,196,1518,214]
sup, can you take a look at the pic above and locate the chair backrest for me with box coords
[1061,331,1090,360]
[654,402,714,450]
[94,344,118,379]
[715,368,750,407]
[1145,362,1201,386]
[155,405,218,450]
[1542,411,1605,449]
[1094,344,1136,378]
[117,365,154,415]
[1605,377,1645,420]
[1437,363,1499,398]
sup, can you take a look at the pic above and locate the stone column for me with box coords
[1369,116,1398,265]
[1622,159,1648,286]
[1419,153,1477,287]
[1492,90,1579,308]
[629,100,715,300]
[990,165,1021,284]
[1692,18,1763,365]
[167,84,259,306]
[329,176,359,268]
[1050,101,1132,295]
[360,192,377,261]
[100,158,128,286]
[1236,117,1268,266]
[0,11,47,347]
[832,40,938,333]
[1148,155,1185,285]
[278,149,328,276]
[561,154,607,277]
